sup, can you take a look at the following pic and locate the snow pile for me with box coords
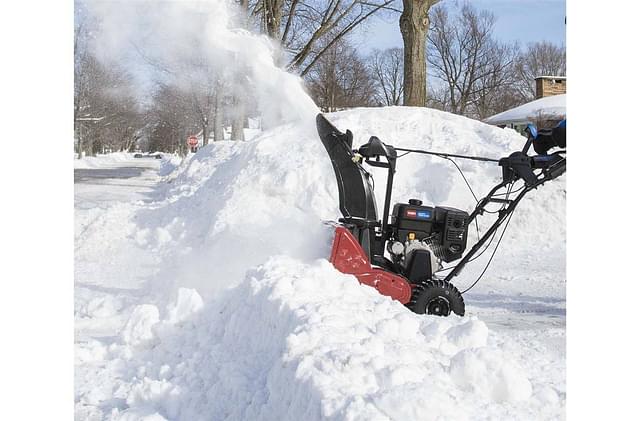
[158,154,184,177]
[75,107,565,420]
[449,347,532,403]
[82,257,560,421]
[74,152,135,169]
[120,304,160,347]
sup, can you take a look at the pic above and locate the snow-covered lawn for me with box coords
[75,107,565,420]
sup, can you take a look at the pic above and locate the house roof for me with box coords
[535,75,567,80]
[484,94,566,126]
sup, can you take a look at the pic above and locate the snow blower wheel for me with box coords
[316,113,566,317]
[407,279,465,316]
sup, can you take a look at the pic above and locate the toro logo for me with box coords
[406,210,417,218]
[417,211,431,219]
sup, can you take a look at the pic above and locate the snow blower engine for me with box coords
[317,114,566,317]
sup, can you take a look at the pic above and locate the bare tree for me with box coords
[514,41,566,100]
[470,64,522,119]
[132,29,234,144]
[252,0,285,38]
[179,60,219,145]
[427,3,519,118]
[400,0,440,107]
[305,38,376,111]
[248,0,397,75]
[99,92,144,153]
[74,9,96,157]
[293,1,397,76]
[368,47,404,106]
[147,83,198,153]
[75,48,145,156]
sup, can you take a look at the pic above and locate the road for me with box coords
[74,158,160,209]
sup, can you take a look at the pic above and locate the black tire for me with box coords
[406,279,465,316]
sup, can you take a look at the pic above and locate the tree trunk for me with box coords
[183,129,189,155]
[213,112,223,141]
[265,0,285,66]
[400,0,436,107]
[202,122,209,146]
[239,0,249,16]
[213,86,224,141]
[231,95,245,141]
[232,2,248,141]
[76,125,83,159]
[265,0,284,39]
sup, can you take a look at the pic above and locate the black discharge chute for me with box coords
[316,114,378,222]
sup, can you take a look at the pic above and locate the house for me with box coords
[485,76,566,134]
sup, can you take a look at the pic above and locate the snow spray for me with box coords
[81,0,319,128]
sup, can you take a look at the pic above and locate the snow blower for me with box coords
[317,114,566,316]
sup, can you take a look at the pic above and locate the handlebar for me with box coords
[499,150,565,186]
[352,131,565,187]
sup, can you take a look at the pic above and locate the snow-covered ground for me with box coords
[75,107,565,420]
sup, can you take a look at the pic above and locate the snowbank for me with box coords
[74,152,135,169]
[94,256,560,421]
[157,154,184,176]
[74,152,181,172]
[75,107,565,420]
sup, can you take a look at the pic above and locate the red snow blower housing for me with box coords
[317,114,566,316]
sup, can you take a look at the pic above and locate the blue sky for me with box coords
[353,0,566,52]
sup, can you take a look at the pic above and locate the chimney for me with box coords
[535,76,567,99]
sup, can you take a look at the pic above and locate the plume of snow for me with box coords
[81,0,318,127]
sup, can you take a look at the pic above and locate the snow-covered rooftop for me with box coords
[535,75,566,80]
[485,94,566,126]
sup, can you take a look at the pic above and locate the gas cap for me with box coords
[408,199,423,206]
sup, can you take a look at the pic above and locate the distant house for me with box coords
[485,76,566,134]
[535,76,566,99]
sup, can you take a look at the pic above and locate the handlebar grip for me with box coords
[531,152,565,169]
[546,156,566,180]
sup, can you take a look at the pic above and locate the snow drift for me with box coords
[75,107,565,420]
[74,152,134,169]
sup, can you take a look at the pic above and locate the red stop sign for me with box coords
[187,136,198,147]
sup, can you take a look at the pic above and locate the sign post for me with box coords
[187,135,198,153]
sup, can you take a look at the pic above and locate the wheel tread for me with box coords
[406,279,465,316]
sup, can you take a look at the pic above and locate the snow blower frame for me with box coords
[317,114,566,317]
